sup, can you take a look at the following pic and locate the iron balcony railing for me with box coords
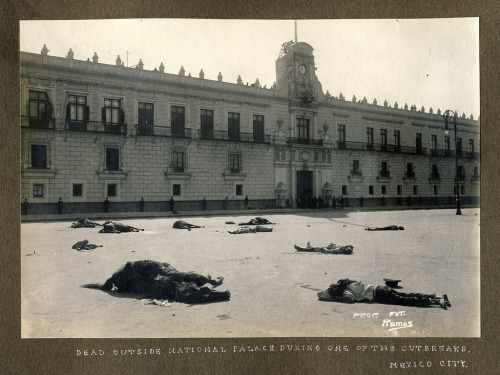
[379,170,391,178]
[64,120,128,135]
[337,140,432,155]
[134,125,270,143]
[350,169,363,177]
[21,115,55,129]
[430,172,441,180]
[287,137,324,146]
[405,171,416,179]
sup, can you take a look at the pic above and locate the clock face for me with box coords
[299,64,307,74]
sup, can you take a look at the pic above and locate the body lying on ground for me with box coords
[173,220,204,230]
[317,278,450,309]
[294,242,354,254]
[71,218,102,228]
[99,221,144,233]
[83,260,230,304]
[365,225,404,231]
[228,225,273,234]
[72,239,103,251]
[238,217,274,226]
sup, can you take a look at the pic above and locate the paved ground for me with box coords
[21,208,480,338]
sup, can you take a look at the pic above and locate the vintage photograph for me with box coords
[20,18,480,338]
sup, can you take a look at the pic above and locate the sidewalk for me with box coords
[20,204,476,222]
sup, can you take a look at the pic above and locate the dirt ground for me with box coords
[21,208,480,338]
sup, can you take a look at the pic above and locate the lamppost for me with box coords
[443,110,462,215]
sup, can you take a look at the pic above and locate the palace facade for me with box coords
[20,41,480,214]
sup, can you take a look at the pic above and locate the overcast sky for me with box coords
[20,18,479,118]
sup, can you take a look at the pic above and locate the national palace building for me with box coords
[20,41,480,215]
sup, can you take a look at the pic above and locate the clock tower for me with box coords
[275,41,325,104]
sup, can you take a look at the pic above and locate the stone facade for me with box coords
[20,41,480,214]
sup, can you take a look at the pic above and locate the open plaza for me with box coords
[21,207,480,338]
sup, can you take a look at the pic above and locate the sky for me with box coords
[20,18,479,118]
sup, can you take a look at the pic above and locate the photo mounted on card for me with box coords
[20,18,479,339]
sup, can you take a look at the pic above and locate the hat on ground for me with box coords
[383,278,401,288]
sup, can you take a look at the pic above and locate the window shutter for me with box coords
[66,103,71,122]
[84,106,90,122]
[119,109,125,124]
[101,107,106,123]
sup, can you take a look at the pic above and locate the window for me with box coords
[31,144,47,168]
[33,183,44,198]
[253,115,265,142]
[103,98,121,124]
[393,130,400,151]
[138,102,154,134]
[105,148,120,170]
[342,185,348,195]
[172,151,185,172]
[444,136,450,155]
[228,112,241,141]
[366,127,374,149]
[406,163,415,178]
[473,166,479,179]
[67,95,88,130]
[229,153,240,173]
[457,165,465,179]
[431,164,439,179]
[456,137,462,156]
[352,160,360,175]
[416,133,423,154]
[431,135,437,154]
[200,109,214,139]
[380,161,389,177]
[236,184,243,196]
[381,185,387,195]
[102,98,123,134]
[107,184,117,197]
[171,106,185,137]
[397,185,402,195]
[434,185,439,195]
[296,118,309,144]
[369,185,374,195]
[380,129,387,149]
[413,185,419,195]
[469,139,474,155]
[29,90,50,128]
[173,184,181,196]
[73,183,83,197]
[338,125,346,148]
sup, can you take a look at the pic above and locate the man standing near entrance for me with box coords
[244,195,249,209]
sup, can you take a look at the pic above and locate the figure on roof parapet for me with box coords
[159,62,165,73]
[116,55,122,66]
[92,53,99,63]
[41,44,49,55]
[237,75,242,85]
[137,59,144,70]
[279,40,294,58]
[218,72,223,82]
[66,48,74,59]
[352,95,356,103]
[199,69,205,79]
[179,66,185,76]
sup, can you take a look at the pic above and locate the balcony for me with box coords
[287,137,323,146]
[64,120,127,135]
[456,173,466,181]
[377,170,391,181]
[21,115,55,129]
[429,172,441,181]
[404,171,416,180]
[350,169,363,177]
[335,140,428,155]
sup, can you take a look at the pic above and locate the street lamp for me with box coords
[443,110,462,215]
